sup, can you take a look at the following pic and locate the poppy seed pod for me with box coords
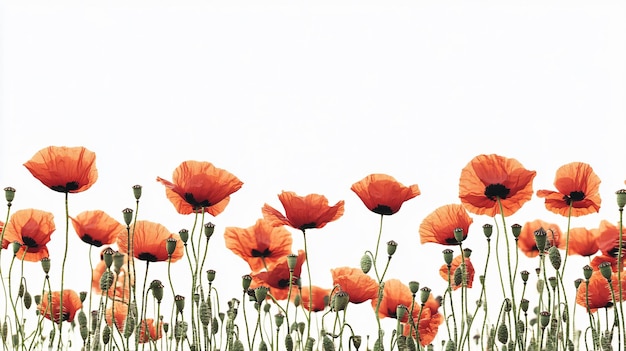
[548,276,557,290]
[520,270,530,283]
[274,313,284,328]
[132,185,142,200]
[122,208,133,226]
[305,337,315,351]
[254,286,269,302]
[574,278,583,289]
[162,322,169,334]
[511,224,522,238]
[534,228,548,253]
[206,269,216,283]
[360,253,372,274]
[443,249,454,265]
[12,241,21,255]
[166,238,178,256]
[583,265,593,280]
[34,295,41,305]
[150,280,164,303]
[599,262,613,281]
[40,257,50,274]
[408,281,420,294]
[102,247,114,268]
[4,187,15,203]
[396,304,407,321]
[617,189,626,209]
[178,229,189,244]
[333,291,349,312]
[322,335,334,351]
[482,224,493,238]
[454,228,465,243]
[241,275,252,291]
[548,246,561,270]
[175,295,185,314]
[79,291,87,303]
[420,287,431,305]
[520,298,529,313]
[539,311,551,329]
[463,248,472,258]
[387,240,398,256]
[503,298,512,313]
[287,254,298,272]
[204,222,215,239]
[112,252,124,273]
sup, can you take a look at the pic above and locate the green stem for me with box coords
[58,192,70,349]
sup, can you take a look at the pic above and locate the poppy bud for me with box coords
[151,280,164,303]
[34,295,41,305]
[1,321,6,343]
[211,317,219,334]
[123,315,135,338]
[548,246,561,270]
[199,301,210,326]
[574,278,583,289]
[241,275,252,291]
[536,279,544,294]
[445,340,456,351]
[122,208,133,226]
[18,282,25,298]
[305,337,315,351]
[539,311,550,329]
[599,262,613,281]
[79,325,88,342]
[285,334,294,351]
[287,254,298,272]
[420,287,431,305]
[503,298,512,313]
[77,310,88,329]
[40,257,50,274]
[179,229,189,244]
[100,270,114,291]
[583,265,593,280]
[4,187,15,203]
[453,228,465,243]
[175,295,185,314]
[454,266,464,287]
[255,287,269,302]
[166,238,178,257]
[520,270,530,282]
[12,241,21,255]
[206,269,216,283]
[263,302,271,313]
[333,291,349,312]
[511,224,522,238]
[442,249,454,265]
[497,323,508,344]
[274,313,284,329]
[102,325,111,345]
[616,189,626,210]
[23,291,32,309]
[534,228,547,253]
[163,322,169,334]
[322,335,334,351]
[351,336,362,350]
[408,281,420,294]
[91,310,99,332]
[360,253,372,274]
[396,304,407,321]
[174,320,188,340]
[482,224,493,238]
[463,248,472,258]
[520,298,529,313]
[479,275,485,285]
[79,291,87,303]
[112,252,125,273]
[204,222,215,239]
[259,340,268,351]
[387,240,398,256]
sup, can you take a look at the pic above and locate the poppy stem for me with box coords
[301,229,313,341]
[58,191,69,349]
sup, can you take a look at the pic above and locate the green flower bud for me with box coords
[102,325,111,345]
[305,337,315,351]
[123,315,135,338]
[79,325,88,342]
[263,302,271,313]
[616,189,626,210]
[18,282,25,298]
[174,320,188,340]
[511,224,522,238]
[536,279,544,294]
[454,265,464,287]
[275,313,284,329]
[599,262,613,281]
[100,270,114,291]
[23,291,32,309]
[4,187,15,203]
[445,340,456,351]
[323,335,334,351]
[12,241,21,255]
[443,249,454,265]
[233,339,244,351]
[497,324,508,344]
[503,298,512,313]
[548,246,561,270]
[79,291,87,303]
[163,322,169,334]
[204,222,215,239]
[259,340,268,351]
[122,208,133,226]
[387,240,398,256]
[132,185,142,200]
[285,334,294,351]
[211,317,219,334]
[351,336,362,350]
[199,301,210,326]
[360,253,372,274]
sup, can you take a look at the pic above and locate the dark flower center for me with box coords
[251,248,271,258]
[22,236,38,248]
[563,191,585,205]
[445,237,460,245]
[50,181,79,193]
[278,279,291,288]
[138,252,158,262]
[184,193,211,209]
[81,234,103,247]
[62,312,70,322]
[299,222,317,230]
[484,183,510,201]
[372,205,394,216]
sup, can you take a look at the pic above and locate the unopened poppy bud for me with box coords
[1,321,6,343]
[204,222,215,239]
[511,224,522,238]
[163,322,169,334]
[360,253,372,274]
[285,334,294,351]
[322,335,334,351]
[242,275,252,291]
[333,291,349,312]
[442,249,454,265]
[91,310,99,332]
[123,315,135,338]
[616,189,626,210]
[122,208,133,226]
[583,265,593,280]
[178,229,189,243]
[454,266,464,286]
[548,246,561,270]
[174,320,188,340]
[79,325,88,342]
[351,336,362,350]
[199,301,210,326]
[4,187,15,203]
[574,278,583,289]
[520,298,529,313]
[305,337,315,351]
[534,228,547,253]
[599,262,613,281]
[463,248,472,258]
[77,310,88,329]
[100,271,114,291]
[536,279,544,294]
[503,298,512,313]
[150,280,164,303]
[211,317,219,334]
[497,323,508,344]
[453,228,464,243]
[263,302,271,313]
[79,291,87,303]
[419,287,431,305]
[102,325,111,345]
[539,311,550,329]
[40,257,50,274]
[479,275,485,285]
[175,295,185,314]
[445,340,456,351]
[23,291,32,309]
[275,313,284,328]
[166,238,178,256]
[206,269,216,283]
[408,281,420,294]
[34,294,41,305]
[482,224,493,238]
[18,282,25,298]
[387,240,398,256]
[520,270,530,282]
[255,286,269,302]
[12,241,21,255]
[287,254,298,271]
[293,295,301,307]
[396,304,407,321]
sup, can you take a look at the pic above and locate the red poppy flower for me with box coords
[371,279,415,323]
[117,221,184,263]
[24,146,98,193]
[419,204,473,245]
[402,293,443,346]
[251,250,306,300]
[156,161,243,216]
[262,191,344,231]
[71,210,125,247]
[38,289,82,323]
[295,285,331,312]
[595,220,626,258]
[459,154,536,217]
[105,301,129,332]
[517,220,562,258]
[350,174,420,215]
[331,267,379,303]
[536,162,601,217]
[224,219,293,272]
[3,209,55,261]
[439,255,475,290]
[576,270,626,313]
[561,227,599,257]
[136,319,162,343]
[589,255,626,272]
[1,221,8,249]
[92,250,134,303]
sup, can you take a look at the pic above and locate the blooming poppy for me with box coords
[536,162,601,217]
[92,250,134,303]
[459,154,536,217]
[402,293,443,346]
[136,319,162,343]
[250,250,306,300]
[295,285,331,312]
[517,220,562,258]
[156,160,243,216]
[1,221,8,249]
[419,204,473,245]
[3,209,55,261]
[439,255,475,290]
[224,219,293,272]
[595,220,626,258]
[330,266,379,303]
[262,191,344,231]
[105,301,129,332]
[24,146,98,193]
[117,220,184,263]
[38,289,83,323]
[71,210,125,247]
[589,255,626,272]
[561,227,599,257]
[371,279,416,322]
[576,270,626,313]
[350,174,420,215]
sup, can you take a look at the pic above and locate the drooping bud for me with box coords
[40,257,50,274]
[360,253,372,274]
[616,189,626,210]
[132,185,142,200]
[442,249,454,265]
[482,224,493,238]
[4,187,15,203]
[387,240,398,256]
[23,291,32,309]
[122,208,133,226]
[204,222,215,239]
[511,224,522,238]
[351,336,362,350]
[287,254,298,272]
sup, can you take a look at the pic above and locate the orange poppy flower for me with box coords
[250,250,306,300]
[402,293,443,346]
[3,209,55,261]
[105,301,129,332]
[589,255,626,272]
[459,154,536,217]
[224,219,293,272]
[136,319,162,343]
[576,270,626,313]
[595,220,626,258]
[561,227,599,257]
[517,220,562,258]
[371,279,415,322]
[71,210,125,247]
[156,160,243,216]
[439,255,475,290]
[350,174,420,215]
[262,191,344,231]
[536,162,601,217]
[92,250,134,302]
[419,204,473,245]
[117,221,184,263]
[38,289,82,323]
[1,221,8,249]
[24,146,98,193]
[330,266,379,304]
[295,285,331,312]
